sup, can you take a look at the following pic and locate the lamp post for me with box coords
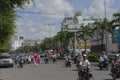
[104,0,108,54]
[74,31,77,56]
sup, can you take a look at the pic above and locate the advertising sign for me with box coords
[112,29,120,43]
[66,16,74,24]
[77,16,94,26]
[67,24,81,32]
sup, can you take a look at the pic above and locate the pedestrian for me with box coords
[34,52,40,65]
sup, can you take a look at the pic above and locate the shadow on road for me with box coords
[71,69,78,71]
[0,67,11,69]
[60,65,68,68]
[94,68,109,71]
[102,79,113,80]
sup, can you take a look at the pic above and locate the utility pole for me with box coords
[74,31,77,56]
[104,0,108,54]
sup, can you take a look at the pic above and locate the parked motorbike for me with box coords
[111,64,120,80]
[98,60,109,70]
[78,66,94,80]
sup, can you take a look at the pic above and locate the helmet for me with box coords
[116,54,119,57]
[83,54,87,57]
[102,51,105,54]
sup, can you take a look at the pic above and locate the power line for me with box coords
[16,9,65,16]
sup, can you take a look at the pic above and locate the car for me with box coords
[0,53,14,68]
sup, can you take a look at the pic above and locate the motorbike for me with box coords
[44,57,49,64]
[76,61,80,70]
[65,59,72,67]
[98,60,109,70]
[78,66,94,80]
[111,64,120,80]
[19,60,24,68]
[52,57,56,63]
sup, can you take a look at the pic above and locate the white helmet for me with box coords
[83,54,87,57]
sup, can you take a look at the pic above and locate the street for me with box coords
[0,59,113,80]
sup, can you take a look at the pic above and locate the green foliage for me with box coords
[94,18,113,44]
[87,53,100,62]
[77,25,94,53]
[0,10,17,52]
[57,54,65,59]
[0,0,34,52]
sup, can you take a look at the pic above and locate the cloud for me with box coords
[16,0,73,40]
[28,0,73,18]
[83,0,117,19]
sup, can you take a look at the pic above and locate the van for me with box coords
[0,53,14,68]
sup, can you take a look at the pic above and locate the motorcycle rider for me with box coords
[65,54,72,67]
[44,53,49,63]
[52,53,57,63]
[79,54,91,68]
[78,54,91,79]
[19,55,24,68]
[111,54,120,71]
[111,54,120,79]
[76,52,83,69]
[99,51,108,65]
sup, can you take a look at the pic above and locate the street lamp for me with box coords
[104,0,108,54]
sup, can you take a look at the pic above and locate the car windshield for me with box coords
[0,56,11,59]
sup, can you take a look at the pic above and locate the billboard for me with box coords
[66,16,74,24]
[77,16,94,26]
[91,44,105,53]
[112,29,120,43]
[67,24,80,32]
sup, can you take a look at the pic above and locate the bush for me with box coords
[57,56,65,59]
[87,53,100,62]
[56,54,65,59]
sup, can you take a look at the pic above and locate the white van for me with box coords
[0,53,14,68]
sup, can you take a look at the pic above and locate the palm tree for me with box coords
[94,18,113,45]
[55,30,74,54]
[77,25,94,53]
[111,12,120,29]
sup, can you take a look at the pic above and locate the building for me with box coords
[10,35,24,51]
[22,39,37,47]
[62,11,119,53]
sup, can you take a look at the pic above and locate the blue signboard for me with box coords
[66,16,74,24]
[112,29,120,43]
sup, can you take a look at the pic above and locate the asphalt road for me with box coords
[0,59,114,80]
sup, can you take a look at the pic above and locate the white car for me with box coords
[0,55,14,68]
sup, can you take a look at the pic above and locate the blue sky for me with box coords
[15,0,120,40]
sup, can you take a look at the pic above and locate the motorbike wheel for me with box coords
[69,63,71,67]
[65,61,68,67]
[84,77,89,80]
[99,66,102,70]
[112,73,117,80]
[53,59,56,63]
[106,65,109,71]
[20,63,23,68]
[65,64,68,67]
[45,59,48,64]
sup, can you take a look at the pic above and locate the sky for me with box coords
[15,0,120,40]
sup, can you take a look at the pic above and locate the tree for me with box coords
[55,30,74,54]
[111,12,120,29]
[94,18,113,45]
[77,25,93,53]
[0,0,34,52]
